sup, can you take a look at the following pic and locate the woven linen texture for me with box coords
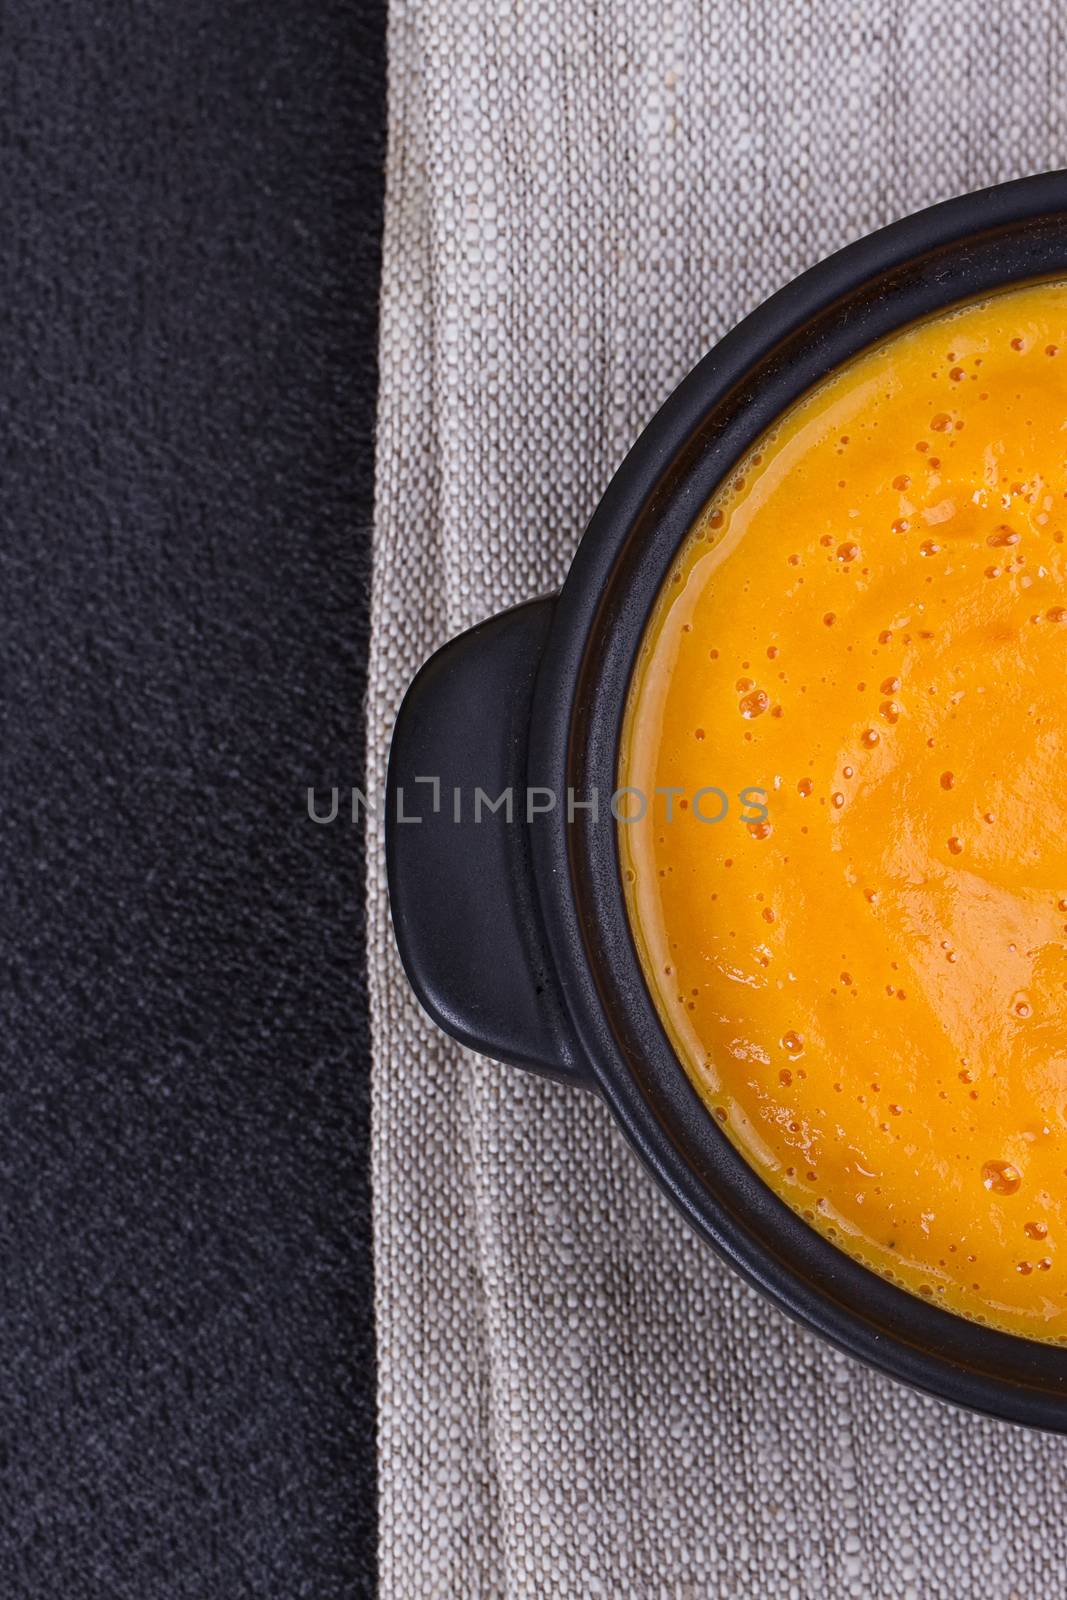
[370,4,1067,1594]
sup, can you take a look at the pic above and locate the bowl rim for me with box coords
[526,170,1067,1429]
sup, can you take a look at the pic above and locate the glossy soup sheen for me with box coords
[620,280,1067,1343]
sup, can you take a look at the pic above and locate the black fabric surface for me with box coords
[2,3,381,1594]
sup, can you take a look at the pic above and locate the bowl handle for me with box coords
[386,597,589,1087]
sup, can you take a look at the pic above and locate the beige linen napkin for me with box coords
[369,3,1067,1594]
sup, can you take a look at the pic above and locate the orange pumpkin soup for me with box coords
[620,280,1067,1342]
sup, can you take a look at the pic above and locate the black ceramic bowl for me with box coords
[387,171,1067,1430]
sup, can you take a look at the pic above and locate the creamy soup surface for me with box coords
[620,280,1067,1342]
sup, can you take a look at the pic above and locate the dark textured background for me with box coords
[1,2,381,1594]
